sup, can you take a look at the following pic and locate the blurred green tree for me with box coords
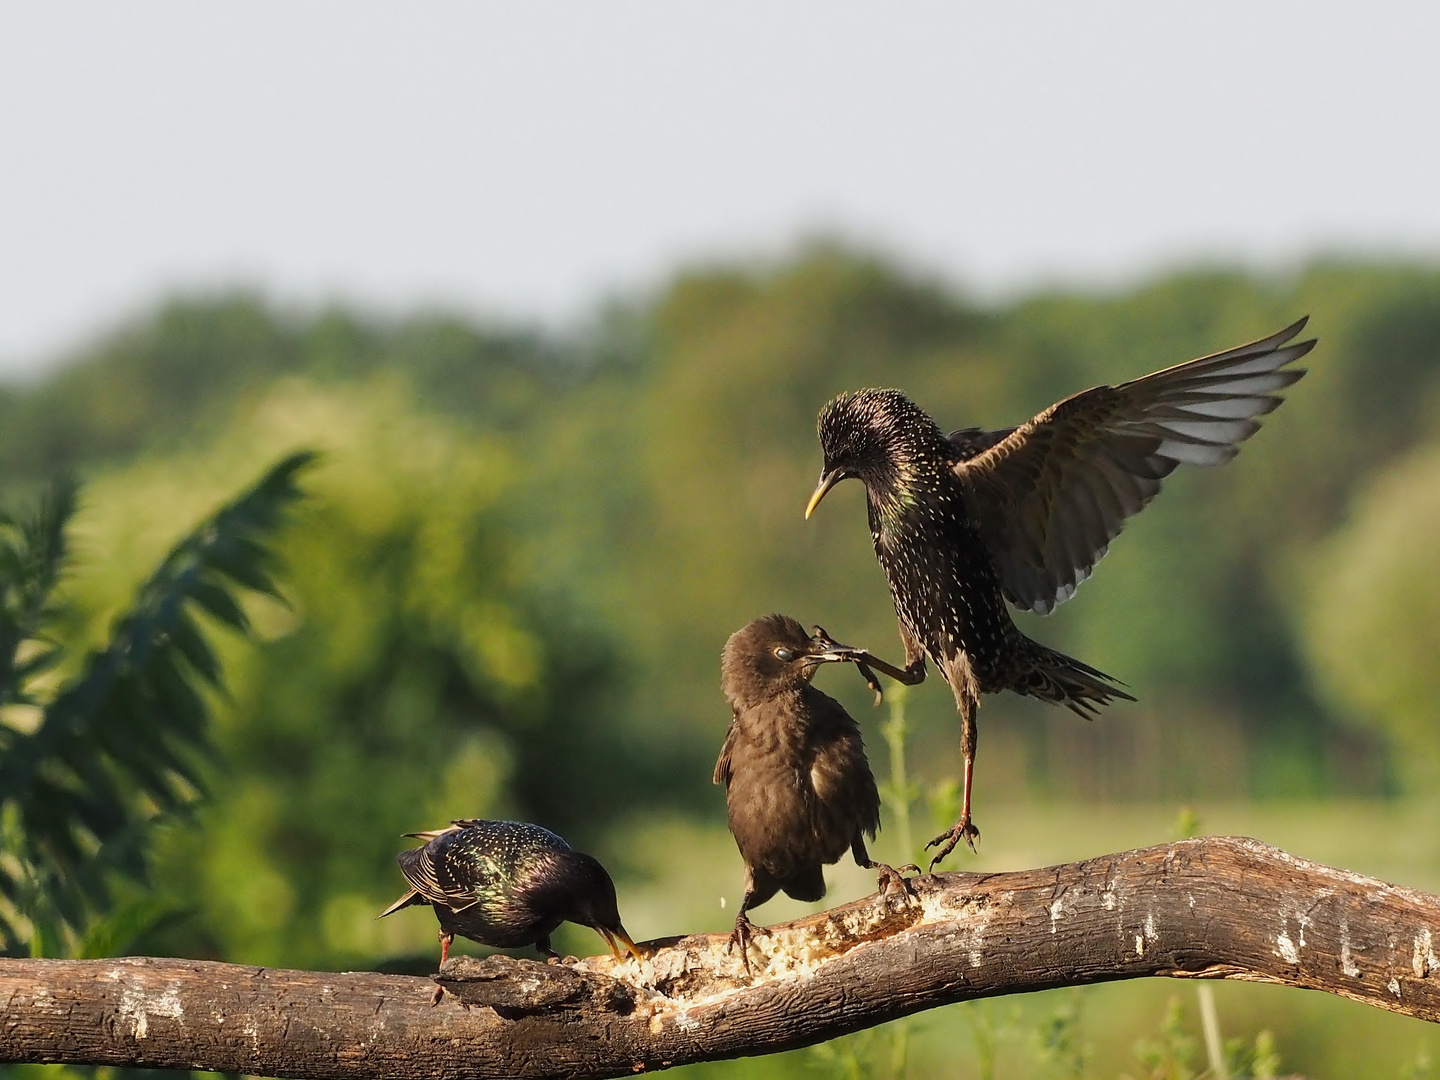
[1304,441,1440,793]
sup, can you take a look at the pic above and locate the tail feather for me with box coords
[1017,642,1135,718]
[377,889,424,919]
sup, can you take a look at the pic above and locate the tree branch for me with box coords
[3,836,1438,1079]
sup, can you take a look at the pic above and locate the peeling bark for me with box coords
[2,836,1439,1079]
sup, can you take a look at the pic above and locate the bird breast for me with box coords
[723,696,877,875]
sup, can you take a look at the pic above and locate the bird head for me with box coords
[807,388,948,518]
[550,851,645,963]
[721,614,864,709]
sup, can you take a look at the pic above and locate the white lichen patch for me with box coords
[150,984,184,1019]
[1412,929,1437,978]
[115,980,184,1040]
[1048,894,1066,934]
[1275,931,1299,964]
[1135,911,1160,958]
[1340,920,1360,978]
[1389,977,1402,997]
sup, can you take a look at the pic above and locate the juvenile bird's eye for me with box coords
[774,647,794,662]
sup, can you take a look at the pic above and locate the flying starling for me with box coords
[715,614,915,969]
[804,318,1314,867]
[379,819,643,969]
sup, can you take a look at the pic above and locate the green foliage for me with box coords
[1303,442,1440,791]
[1036,1000,1089,1079]
[1130,997,1200,1080]
[0,476,72,711]
[0,453,311,955]
[1402,1044,1434,1080]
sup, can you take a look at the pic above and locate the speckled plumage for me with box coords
[807,319,1314,865]
[715,615,912,968]
[379,819,640,967]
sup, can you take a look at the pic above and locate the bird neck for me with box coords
[863,453,950,533]
[736,684,827,742]
[519,852,603,927]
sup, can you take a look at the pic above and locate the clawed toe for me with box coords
[727,915,763,974]
[872,861,922,897]
[925,820,981,869]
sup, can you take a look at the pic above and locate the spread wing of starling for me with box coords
[954,317,1314,615]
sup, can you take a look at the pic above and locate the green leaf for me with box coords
[0,451,314,954]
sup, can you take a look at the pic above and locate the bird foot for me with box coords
[727,914,765,975]
[809,625,885,704]
[872,861,921,899]
[925,818,981,869]
[430,985,445,1007]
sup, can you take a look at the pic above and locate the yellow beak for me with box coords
[805,470,843,520]
[600,925,646,963]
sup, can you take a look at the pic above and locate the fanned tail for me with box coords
[1016,640,1135,718]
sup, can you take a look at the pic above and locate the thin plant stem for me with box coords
[879,683,914,1079]
[1197,982,1228,1079]
[880,683,915,862]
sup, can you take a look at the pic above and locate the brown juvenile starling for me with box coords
[378,818,643,968]
[715,614,914,968]
[804,318,1314,866]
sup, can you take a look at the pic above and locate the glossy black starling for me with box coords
[378,819,643,968]
[805,318,1314,866]
[715,614,914,968]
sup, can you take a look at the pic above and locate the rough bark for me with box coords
[3,836,1439,1079]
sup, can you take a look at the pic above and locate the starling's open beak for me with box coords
[598,925,645,963]
[805,469,843,519]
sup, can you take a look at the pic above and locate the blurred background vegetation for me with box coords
[4,246,1440,1077]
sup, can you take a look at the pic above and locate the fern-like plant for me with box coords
[0,451,314,955]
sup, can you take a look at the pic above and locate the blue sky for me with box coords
[3,3,1437,374]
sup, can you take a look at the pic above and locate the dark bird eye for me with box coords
[774,647,794,662]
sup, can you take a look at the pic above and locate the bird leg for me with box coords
[849,649,926,687]
[728,912,763,975]
[926,697,981,868]
[851,836,919,897]
[809,624,924,705]
[726,873,769,975]
[428,932,457,1005]
[535,935,563,963]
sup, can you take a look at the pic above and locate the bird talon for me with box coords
[872,861,921,899]
[728,915,764,975]
[926,820,980,869]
